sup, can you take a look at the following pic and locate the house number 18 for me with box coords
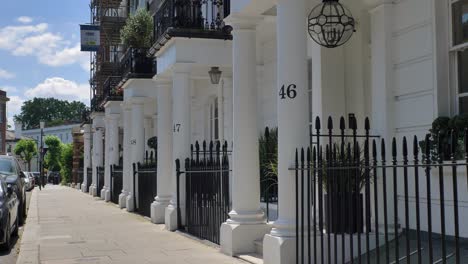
[279,84,297,99]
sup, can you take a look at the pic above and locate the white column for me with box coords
[92,123,104,197]
[220,14,270,256]
[165,65,192,231]
[126,98,145,212]
[81,124,92,193]
[263,0,309,263]
[119,103,132,208]
[104,114,120,201]
[101,118,110,200]
[151,79,173,224]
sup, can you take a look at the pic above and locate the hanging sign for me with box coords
[80,24,100,52]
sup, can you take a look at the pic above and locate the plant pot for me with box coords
[325,192,364,234]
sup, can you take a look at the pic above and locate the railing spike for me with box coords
[340,116,345,130]
[403,137,408,157]
[365,117,370,130]
[327,116,333,130]
[392,137,397,158]
[424,134,431,159]
[413,135,419,156]
[315,116,321,130]
[372,139,377,159]
[451,129,457,158]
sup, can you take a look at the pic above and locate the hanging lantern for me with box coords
[308,0,356,48]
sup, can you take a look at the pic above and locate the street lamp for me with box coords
[39,121,45,190]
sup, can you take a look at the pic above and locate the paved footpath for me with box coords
[16,185,246,264]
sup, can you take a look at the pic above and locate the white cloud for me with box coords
[17,16,33,24]
[0,86,18,93]
[0,23,89,70]
[6,95,25,128]
[0,69,15,79]
[25,77,89,102]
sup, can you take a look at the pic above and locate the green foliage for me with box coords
[44,135,62,172]
[14,139,38,171]
[14,98,88,130]
[259,127,278,199]
[420,115,468,160]
[60,143,73,184]
[120,9,153,48]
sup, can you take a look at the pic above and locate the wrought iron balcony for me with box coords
[91,94,105,112]
[103,76,123,102]
[120,48,156,81]
[150,0,232,55]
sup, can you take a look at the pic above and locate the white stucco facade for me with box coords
[82,0,468,263]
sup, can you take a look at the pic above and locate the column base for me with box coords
[100,188,106,200]
[89,185,96,196]
[263,234,296,264]
[104,189,111,202]
[164,205,178,231]
[81,184,87,193]
[126,193,135,212]
[118,192,128,209]
[151,197,170,224]
[220,222,271,256]
[76,183,81,190]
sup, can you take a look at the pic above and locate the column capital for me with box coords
[224,13,263,30]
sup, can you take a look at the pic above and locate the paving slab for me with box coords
[16,185,248,264]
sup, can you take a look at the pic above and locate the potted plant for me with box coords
[120,8,153,73]
[321,145,368,234]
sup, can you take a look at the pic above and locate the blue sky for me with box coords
[0,0,91,127]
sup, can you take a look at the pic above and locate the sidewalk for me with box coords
[16,185,246,264]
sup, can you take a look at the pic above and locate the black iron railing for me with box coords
[132,151,157,217]
[294,116,468,264]
[110,164,123,204]
[120,48,156,81]
[175,140,230,244]
[151,0,232,54]
[91,94,105,112]
[103,76,123,101]
[86,167,93,192]
[96,166,104,197]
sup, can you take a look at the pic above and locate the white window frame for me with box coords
[450,0,468,114]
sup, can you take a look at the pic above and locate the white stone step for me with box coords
[237,253,263,264]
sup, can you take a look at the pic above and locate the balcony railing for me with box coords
[150,0,232,55]
[91,94,105,112]
[103,76,123,102]
[120,48,156,80]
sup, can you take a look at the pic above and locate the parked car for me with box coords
[48,171,61,185]
[0,178,19,250]
[27,172,35,190]
[31,172,40,186]
[0,156,27,225]
[23,176,31,191]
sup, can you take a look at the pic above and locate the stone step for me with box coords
[237,253,263,264]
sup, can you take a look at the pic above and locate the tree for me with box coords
[60,143,73,184]
[14,139,38,171]
[14,98,88,130]
[44,136,62,172]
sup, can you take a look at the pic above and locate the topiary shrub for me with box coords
[120,9,153,48]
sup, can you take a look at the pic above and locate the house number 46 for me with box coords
[279,84,297,99]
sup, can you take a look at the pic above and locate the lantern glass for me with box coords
[209,67,222,85]
[308,0,356,48]
[40,121,45,129]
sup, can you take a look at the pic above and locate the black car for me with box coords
[0,156,27,225]
[0,179,19,250]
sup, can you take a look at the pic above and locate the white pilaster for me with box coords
[220,14,270,256]
[91,113,105,197]
[119,103,132,208]
[81,124,92,193]
[151,78,173,224]
[263,0,309,263]
[101,118,110,200]
[104,113,120,202]
[126,98,146,212]
[165,64,192,231]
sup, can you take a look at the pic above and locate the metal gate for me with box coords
[133,152,157,217]
[175,141,230,244]
[110,164,123,204]
[96,166,104,196]
[294,116,467,264]
[86,167,92,191]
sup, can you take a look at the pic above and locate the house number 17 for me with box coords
[173,124,181,132]
[279,84,297,99]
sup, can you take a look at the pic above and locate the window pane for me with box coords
[453,0,468,45]
[460,96,468,114]
[458,50,468,94]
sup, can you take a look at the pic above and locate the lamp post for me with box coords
[39,121,45,190]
